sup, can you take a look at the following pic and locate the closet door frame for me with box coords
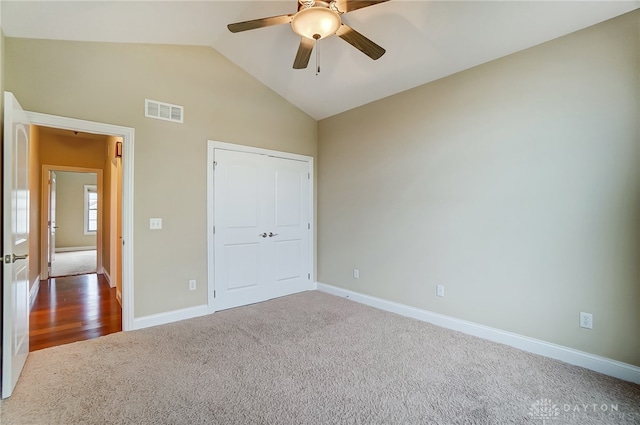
[206,140,314,313]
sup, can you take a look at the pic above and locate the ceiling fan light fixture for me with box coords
[291,7,341,40]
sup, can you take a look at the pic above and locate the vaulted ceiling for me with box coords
[3,1,639,119]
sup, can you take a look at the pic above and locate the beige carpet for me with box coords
[1,291,638,424]
[50,250,97,277]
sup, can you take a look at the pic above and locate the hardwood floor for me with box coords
[30,274,122,351]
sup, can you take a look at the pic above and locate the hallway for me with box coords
[50,250,97,277]
[29,274,121,351]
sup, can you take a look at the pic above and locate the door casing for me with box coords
[206,140,315,313]
[26,111,135,331]
[41,166,103,279]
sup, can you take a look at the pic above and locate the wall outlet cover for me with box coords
[579,312,593,329]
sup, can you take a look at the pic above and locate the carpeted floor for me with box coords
[1,291,639,424]
[50,250,97,277]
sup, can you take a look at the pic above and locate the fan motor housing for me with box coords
[298,1,332,12]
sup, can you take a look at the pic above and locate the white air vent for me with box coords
[145,99,184,123]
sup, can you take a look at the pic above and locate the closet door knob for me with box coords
[259,233,268,238]
[268,232,278,237]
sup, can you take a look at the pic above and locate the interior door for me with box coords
[2,92,31,399]
[214,149,270,310]
[268,156,310,299]
[213,149,311,311]
[47,170,57,277]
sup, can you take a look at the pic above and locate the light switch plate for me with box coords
[150,218,162,230]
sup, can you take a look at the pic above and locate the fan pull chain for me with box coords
[314,34,321,75]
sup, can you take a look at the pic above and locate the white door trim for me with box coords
[206,140,315,313]
[40,165,103,280]
[25,111,135,332]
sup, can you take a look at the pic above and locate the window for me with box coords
[84,185,98,234]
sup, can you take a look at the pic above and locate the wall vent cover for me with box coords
[145,99,184,123]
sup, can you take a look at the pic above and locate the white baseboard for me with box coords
[55,246,96,253]
[316,282,640,385]
[29,276,41,311]
[132,304,209,331]
[103,268,115,288]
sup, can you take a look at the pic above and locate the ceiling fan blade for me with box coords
[293,37,315,69]
[332,0,390,14]
[228,14,294,33]
[336,24,385,60]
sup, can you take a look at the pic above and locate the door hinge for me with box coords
[308,273,311,280]
[214,161,218,168]
[308,223,310,230]
[308,172,310,180]
[213,226,215,234]
[48,261,52,267]
[214,290,216,298]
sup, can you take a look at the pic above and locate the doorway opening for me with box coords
[24,111,135,335]
[43,168,102,279]
[30,126,122,350]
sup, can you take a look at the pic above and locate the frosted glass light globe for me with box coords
[291,7,341,40]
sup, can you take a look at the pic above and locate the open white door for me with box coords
[2,92,31,399]
[47,171,57,277]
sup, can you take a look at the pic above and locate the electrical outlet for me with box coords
[353,269,360,279]
[189,280,197,291]
[149,218,162,230]
[436,285,445,297]
[579,312,593,329]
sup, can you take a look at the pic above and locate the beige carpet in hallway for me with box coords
[50,249,97,277]
[1,291,638,424]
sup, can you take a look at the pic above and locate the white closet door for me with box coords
[214,149,310,311]
[268,155,310,299]
[214,149,270,310]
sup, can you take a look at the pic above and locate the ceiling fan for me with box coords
[227,0,389,70]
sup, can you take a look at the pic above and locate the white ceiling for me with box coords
[3,1,639,120]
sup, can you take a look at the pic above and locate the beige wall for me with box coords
[54,171,97,249]
[318,11,640,366]
[39,130,108,170]
[5,39,318,317]
[102,144,111,274]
